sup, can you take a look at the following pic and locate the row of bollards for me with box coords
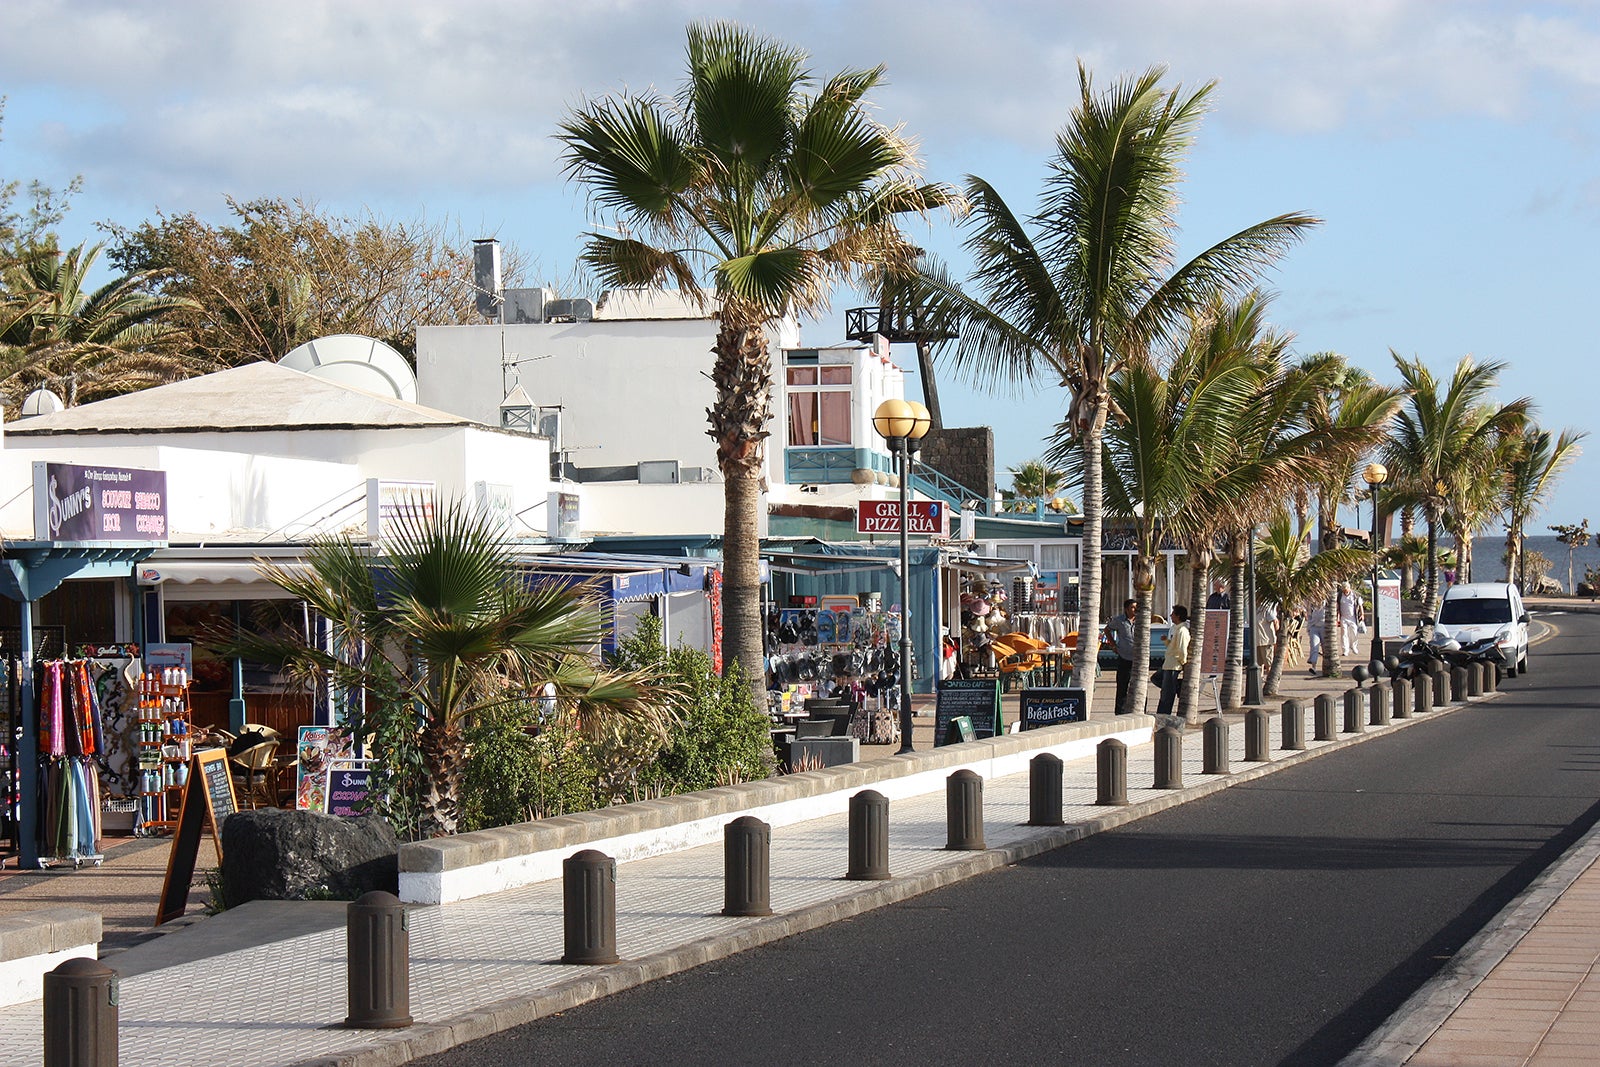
[52,661,1506,1058]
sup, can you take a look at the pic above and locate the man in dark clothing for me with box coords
[1205,579,1230,611]
[1107,599,1137,714]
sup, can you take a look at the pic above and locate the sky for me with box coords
[2,0,1597,535]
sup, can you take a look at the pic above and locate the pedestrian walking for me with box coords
[1107,599,1137,714]
[1337,581,1362,656]
[1155,605,1190,718]
[1256,599,1278,670]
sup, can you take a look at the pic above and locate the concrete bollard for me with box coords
[1314,694,1337,741]
[1154,726,1183,789]
[723,816,773,917]
[946,770,986,850]
[1415,676,1433,716]
[1373,682,1395,722]
[846,790,891,880]
[345,891,412,1029]
[1281,699,1306,751]
[1487,661,1499,692]
[562,849,620,965]
[1203,716,1230,775]
[1467,663,1484,698]
[1391,678,1410,721]
[1028,753,1064,826]
[1244,708,1271,762]
[1343,688,1365,734]
[1431,665,1448,706]
[43,958,118,1067]
[1449,666,1467,702]
[1096,738,1128,805]
[1366,684,1389,726]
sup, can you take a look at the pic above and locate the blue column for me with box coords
[18,600,38,869]
[228,600,246,732]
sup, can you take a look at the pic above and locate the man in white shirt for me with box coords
[1337,582,1362,656]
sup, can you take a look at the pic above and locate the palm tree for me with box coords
[558,22,954,701]
[1298,357,1403,678]
[1502,427,1585,589]
[1055,303,1262,717]
[1005,458,1072,511]
[228,497,673,837]
[912,65,1316,713]
[1253,508,1370,695]
[0,240,197,409]
[1383,354,1530,619]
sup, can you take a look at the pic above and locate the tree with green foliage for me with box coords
[1253,508,1370,695]
[558,21,955,705]
[226,496,673,837]
[107,197,520,365]
[1502,427,1585,589]
[1551,519,1591,595]
[912,65,1316,714]
[1,240,197,410]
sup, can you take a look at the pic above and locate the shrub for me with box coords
[610,616,774,794]
[459,710,604,831]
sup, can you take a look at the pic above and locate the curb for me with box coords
[290,686,1502,1067]
[1339,812,1600,1066]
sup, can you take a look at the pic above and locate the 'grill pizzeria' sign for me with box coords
[33,461,169,544]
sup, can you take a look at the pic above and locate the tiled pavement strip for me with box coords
[0,685,1494,1067]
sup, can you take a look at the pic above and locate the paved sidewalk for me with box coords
[0,679,1479,1067]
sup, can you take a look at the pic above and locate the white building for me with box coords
[416,287,967,538]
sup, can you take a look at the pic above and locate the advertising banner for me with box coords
[1374,578,1403,639]
[33,461,168,543]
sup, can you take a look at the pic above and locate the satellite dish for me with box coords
[19,388,65,417]
[279,334,418,403]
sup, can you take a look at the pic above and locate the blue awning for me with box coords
[516,552,732,603]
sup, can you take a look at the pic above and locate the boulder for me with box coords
[221,808,398,907]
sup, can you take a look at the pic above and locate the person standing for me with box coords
[1107,599,1137,714]
[1205,579,1230,611]
[1337,581,1362,656]
[1256,599,1279,671]
[1156,605,1190,718]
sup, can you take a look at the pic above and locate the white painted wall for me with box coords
[0,425,553,542]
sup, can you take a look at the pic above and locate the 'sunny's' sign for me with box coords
[33,462,169,543]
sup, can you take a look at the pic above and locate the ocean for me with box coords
[1515,534,1600,592]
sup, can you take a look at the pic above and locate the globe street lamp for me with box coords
[1364,461,1388,671]
[873,397,932,753]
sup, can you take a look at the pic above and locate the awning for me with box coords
[136,559,308,599]
[517,553,732,603]
[944,554,1037,576]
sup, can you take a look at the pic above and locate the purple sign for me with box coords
[325,764,373,818]
[33,462,169,543]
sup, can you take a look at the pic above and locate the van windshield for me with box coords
[1439,597,1511,625]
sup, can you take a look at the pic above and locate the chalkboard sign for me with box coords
[1019,687,1088,730]
[156,749,236,926]
[935,679,1001,746]
[943,716,976,746]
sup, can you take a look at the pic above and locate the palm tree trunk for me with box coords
[1220,534,1247,709]
[710,320,774,707]
[1317,494,1341,678]
[1126,551,1156,716]
[417,720,464,837]
[1265,628,1289,696]
[1074,396,1108,714]
[1505,519,1521,586]
[1423,502,1441,621]
[1179,545,1210,723]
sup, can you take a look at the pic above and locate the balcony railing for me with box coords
[785,446,990,515]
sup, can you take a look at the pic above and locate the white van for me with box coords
[1435,582,1531,676]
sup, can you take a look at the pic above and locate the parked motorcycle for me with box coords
[1389,616,1499,680]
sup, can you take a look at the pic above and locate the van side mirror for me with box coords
[1519,612,1529,624]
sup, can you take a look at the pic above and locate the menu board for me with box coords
[1019,687,1088,729]
[935,679,1001,746]
[325,760,373,818]
[156,749,235,926]
[1201,610,1230,676]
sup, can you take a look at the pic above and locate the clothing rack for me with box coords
[35,658,105,868]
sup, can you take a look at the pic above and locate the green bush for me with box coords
[459,711,603,831]
[610,616,774,794]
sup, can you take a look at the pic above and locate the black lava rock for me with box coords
[221,808,398,907]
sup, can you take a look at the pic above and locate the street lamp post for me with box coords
[1364,462,1388,670]
[1244,524,1262,706]
[873,397,932,754]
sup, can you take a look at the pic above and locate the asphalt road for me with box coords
[415,612,1600,1067]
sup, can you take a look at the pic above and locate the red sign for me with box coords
[856,500,949,536]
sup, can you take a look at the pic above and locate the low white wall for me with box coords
[400,720,1151,905]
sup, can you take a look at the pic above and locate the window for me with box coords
[1040,544,1079,574]
[787,365,853,447]
[990,543,1036,563]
